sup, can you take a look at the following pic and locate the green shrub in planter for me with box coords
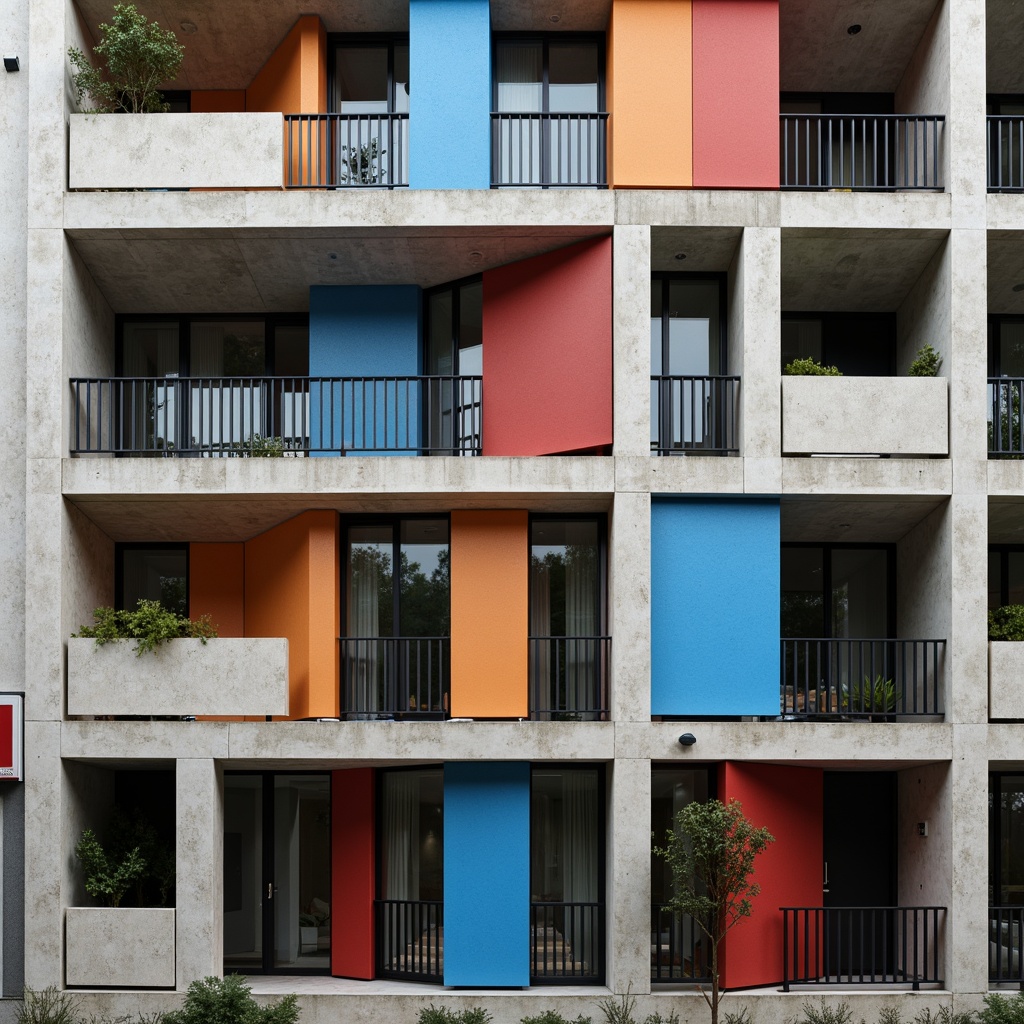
[979,992,1024,1024]
[74,600,217,656]
[990,605,1024,641]
[783,357,842,376]
[74,829,146,908]
[908,343,942,377]
[162,975,299,1024]
[418,1008,492,1024]
[522,1013,593,1024]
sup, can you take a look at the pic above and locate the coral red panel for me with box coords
[692,1,779,188]
[718,762,822,988]
[331,768,375,979]
[482,237,612,455]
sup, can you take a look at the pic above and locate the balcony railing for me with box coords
[780,114,944,190]
[780,639,945,718]
[491,112,608,188]
[530,901,603,983]
[529,636,609,721]
[284,113,409,188]
[781,906,946,990]
[989,378,1024,456]
[341,637,449,720]
[651,375,740,455]
[651,904,712,984]
[990,907,1024,987]
[376,899,443,982]
[69,375,482,456]
[988,117,1024,191]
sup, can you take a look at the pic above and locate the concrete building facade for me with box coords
[2,0,1024,1020]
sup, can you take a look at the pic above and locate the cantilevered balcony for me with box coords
[528,636,609,721]
[285,113,409,188]
[650,375,740,455]
[780,114,944,191]
[341,637,450,721]
[69,375,483,456]
[491,112,609,188]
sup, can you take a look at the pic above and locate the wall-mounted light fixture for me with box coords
[678,732,697,747]
[3,55,20,73]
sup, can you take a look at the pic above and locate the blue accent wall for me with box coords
[409,0,491,189]
[308,285,421,456]
[651,498,780,716]
[444,762,530,986]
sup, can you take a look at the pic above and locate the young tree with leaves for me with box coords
[654,798,774,1024]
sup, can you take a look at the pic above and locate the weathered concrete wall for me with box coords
[65,908,175,987]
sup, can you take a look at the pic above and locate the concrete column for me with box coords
[610,489,651,723]
[607,756,651,995]
[613,225,652,458]
[948,494,989,725]
[176,759,223,989]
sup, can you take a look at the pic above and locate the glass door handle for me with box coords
[266,882,273,900]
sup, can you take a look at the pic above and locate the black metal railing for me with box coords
[781,906,945,990]
[341,637,449,719]
[991,907,1024,987]
[989,378,1024,456]
[988,117,1024,191]
[780,114,944,190]
[376,899,443,982]
[529,636,609,721]
[780,638,945,718]
[530,901,603,983]
[284,113,409,188]
[69,375,482,456]
[491,112,609,187]
[651,904,712,984]
[651,375,740,455]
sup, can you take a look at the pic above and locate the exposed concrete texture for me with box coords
[65,908,175,988]
[782,377,949,456]
[989,643,1024,719]
[67,638,290,718]
[69,113,284,191]
[897,236,951,375]
[609,491,650,723]
[612,226,650,458]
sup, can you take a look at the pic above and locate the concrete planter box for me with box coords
[990,642,1024,719]
[782,376,948,456]
[66,907,175,988]
[67,637,289,717]
[69,112,284,190]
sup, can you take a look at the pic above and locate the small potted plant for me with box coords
[841,675,902,722]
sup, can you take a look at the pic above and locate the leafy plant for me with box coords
[722,1011,753,1024]
[109,806,175,907]
[17,987,81,1024]
[521,1013,592,1024]
[74,600,217,656]
[74,828,147,908]
[990,604,1024,641]
[783,357,842,376]
[909,343,942,377]
[840,675,902,714]
[653,799,774,1024]
[879,1008,903,1024]
[596,990,679,1024]
[418,1008,492,1024]
[914,1007,977,1024]
[794,1002,853,1024]
[67,3,184,113]
[979,993,1024,1024]
[341,139,387,185]
[230,434,285,457]
[162,975,299,1024]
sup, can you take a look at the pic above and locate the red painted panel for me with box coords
[692,1,779,188]
[718,762,822,988]
[0,705,12,771]
[482,237,612,456]
[331,768,375,979]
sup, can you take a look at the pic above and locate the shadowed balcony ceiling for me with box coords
[988,0,1024,93]
[651,227,742,273]
[782,229,947,312]
[66,228,606,313]
[780,0,940,93]
[73,1,611,91]
[781,495,945,543]
[988,233,1024,315]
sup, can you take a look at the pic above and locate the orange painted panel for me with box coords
[450,511,528,718]
[482,238,612,456]
[692,0,779,188]
[190,91,245,113]
[718,762,823,988]
[244,511,339,721]
[189,543,244,637]
[332,769,375,979]
[608,0,692,188]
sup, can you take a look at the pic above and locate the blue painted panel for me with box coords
[651,498,780,716]
[308,285,422,456]
[409,0,491,189]
[444,762,530,986]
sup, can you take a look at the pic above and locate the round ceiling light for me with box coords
[847,24,862,35]
[179,20,198,34]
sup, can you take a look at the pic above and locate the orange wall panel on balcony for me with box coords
[190,543,244,637]
[482,238,612,456]
[244,511,339,720]
[692,0,779,188]
[450,511,528,718]
[718,762,823,989]
[332,769,375,979]
[190,91,246,113]
[246,14,327,114]
[607,0,692,188]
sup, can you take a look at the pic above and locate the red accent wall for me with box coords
[718,762,822,988]
[332,769,376,979]
[692,1,779,188]
[190,543,244,637]
[482,237,612,456]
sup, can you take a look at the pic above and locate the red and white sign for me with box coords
[0,696,24,781]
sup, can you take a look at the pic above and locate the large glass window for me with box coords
[343,518,450,718]
[782,314,896,375]
[989,547,1024,610]
[116,544,188,615]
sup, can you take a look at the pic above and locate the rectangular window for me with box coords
[782,314,896,375]
[116,544,188,616]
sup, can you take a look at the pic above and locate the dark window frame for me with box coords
[781,311,897,376]
[990,770,1024,909]
[988,545,1024,608]
[114,541,189,615]
[327,33,410,115]
[650,272,728,377]
[422,274,484,377]
[491,32,607,114]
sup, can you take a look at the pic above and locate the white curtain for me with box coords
[122,325,178,450]
[531,560,552,718]
[565,541,597,713]
[562,771,598,969]
[497,44,542,184]
[382,773,420,968]
[348,544,383,713]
